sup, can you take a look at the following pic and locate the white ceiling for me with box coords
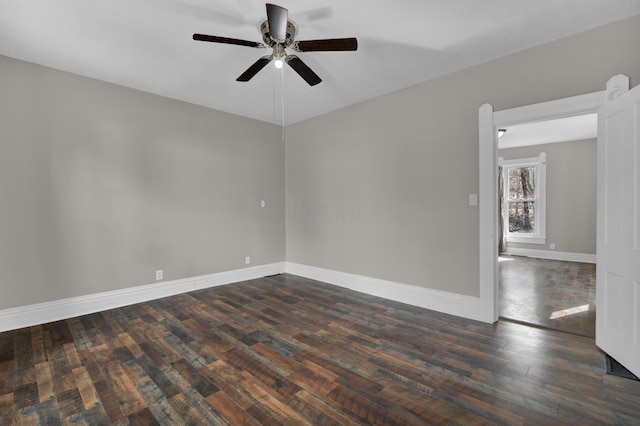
[2,0,640,126]
[499,114,598,149]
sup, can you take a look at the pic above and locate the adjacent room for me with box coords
[497,116,597,337]
[1,1,640,424]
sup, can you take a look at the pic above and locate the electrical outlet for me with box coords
[156,270,163,280]
[260,200,266,208]
[549,243,555,250]
[245,256,251,265]
[469,194,478,206]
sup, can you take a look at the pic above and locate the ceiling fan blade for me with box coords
[236,55,273,82]
[294,38,358,52]
[193,34,265,49]
[266,3,288,43]
[286,56,322,86]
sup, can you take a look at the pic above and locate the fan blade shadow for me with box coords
[152,0,251,27]
[295,6,333,22]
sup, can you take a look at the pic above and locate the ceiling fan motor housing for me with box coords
[261,20,297,48]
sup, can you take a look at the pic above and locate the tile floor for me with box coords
[499,255,596,337]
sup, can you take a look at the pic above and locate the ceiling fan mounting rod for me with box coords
[272,43,285,59]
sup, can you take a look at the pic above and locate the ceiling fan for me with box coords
[193,3,357,86]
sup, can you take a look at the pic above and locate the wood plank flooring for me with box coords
[499,256,596,337]
[2,273,639,425]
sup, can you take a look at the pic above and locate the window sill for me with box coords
[505,235,546,245]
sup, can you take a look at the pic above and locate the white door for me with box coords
[596,78,640,378]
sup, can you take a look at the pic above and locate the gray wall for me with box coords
[2,15,639,310]
[0,56,285,310]
[500,139,597,254]
[286,15,640,297]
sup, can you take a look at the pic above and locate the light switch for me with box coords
[469,194,478,206]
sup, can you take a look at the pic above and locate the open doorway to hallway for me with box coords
[499,255,596,337]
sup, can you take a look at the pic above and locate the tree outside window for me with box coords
[508,166,536,233]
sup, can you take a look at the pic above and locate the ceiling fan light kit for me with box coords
[193,3,357,86]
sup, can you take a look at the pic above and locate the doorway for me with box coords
[480,75,640,379]
[477,89,606,323]
[497,118,597,336]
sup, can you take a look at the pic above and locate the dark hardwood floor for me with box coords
[499,256,596,337]
[2,273,639,425]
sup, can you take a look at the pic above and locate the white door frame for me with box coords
[477,76,630,323]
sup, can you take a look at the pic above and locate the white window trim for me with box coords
[499,152,546,245]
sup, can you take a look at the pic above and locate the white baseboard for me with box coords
[503,247,596,263]
[285,262,484,322]
[0,262,285,333]
[0,261,486,333]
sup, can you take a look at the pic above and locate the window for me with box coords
[500,152,546,244]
